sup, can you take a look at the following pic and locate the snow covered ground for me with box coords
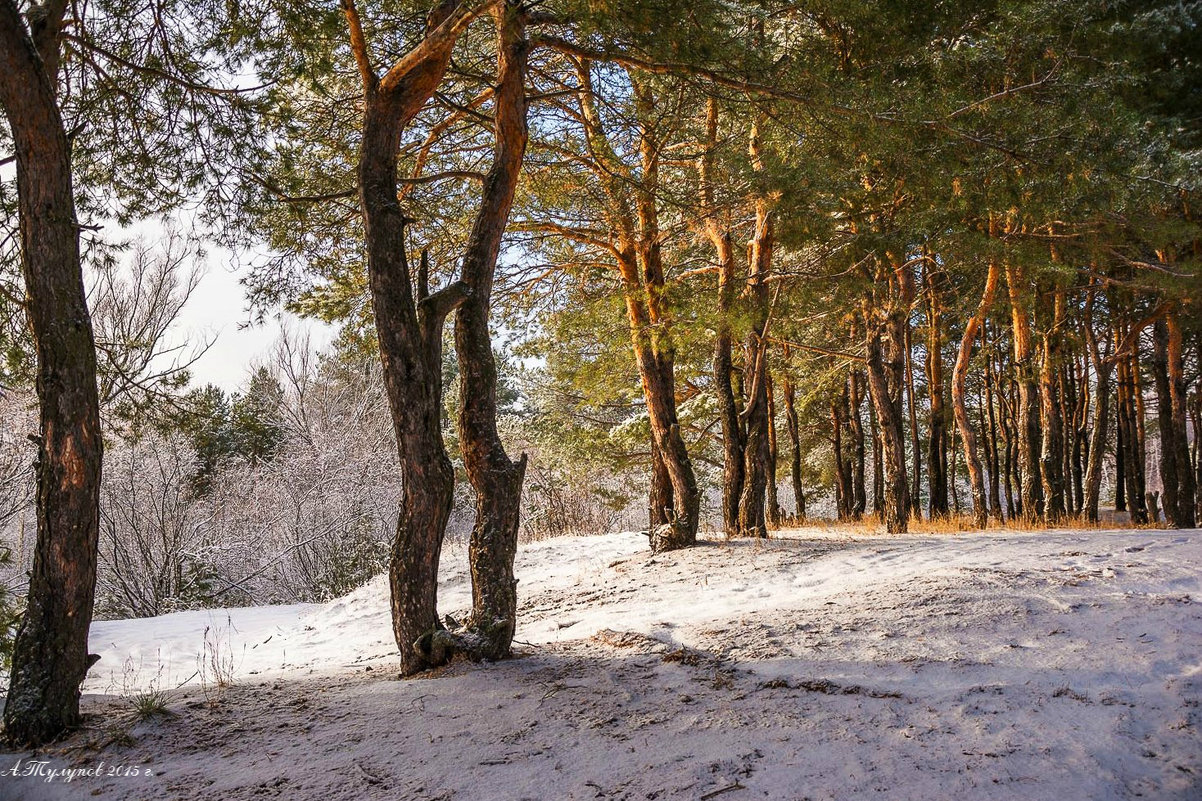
[2,525,1200,800]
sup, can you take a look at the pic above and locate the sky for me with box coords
[162,244,336,392]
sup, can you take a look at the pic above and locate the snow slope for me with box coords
[2,526,1200,801]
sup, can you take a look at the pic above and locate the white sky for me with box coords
[165,245,336,392]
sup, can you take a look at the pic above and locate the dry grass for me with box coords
[765,509,1160,539]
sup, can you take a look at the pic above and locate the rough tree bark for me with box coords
[905,318,921,520]
[867,325,908,533]
[699,97,744,538]
[1038,288,1067,521]
[1165,311,1196,527]
[1,0,104,747]
[737,118,775,539]
[983,325,1004,522]
[452,2,529,661]
[344,0,493,675]
[766,375,783,527]
[1153,311,1196,528]
[953,260,1001,529]
[1153,317,1179,526]
[1004,261,1044,522]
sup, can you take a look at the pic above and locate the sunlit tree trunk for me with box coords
[346,0,487,675]
[953,260,1001,528]
[453,3,529,660]
[1005,261,1044,522]
[699,97,743,538]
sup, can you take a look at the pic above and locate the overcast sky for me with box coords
[165,245,336,392]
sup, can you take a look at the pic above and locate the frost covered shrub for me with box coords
[93,347,400,615]
[96,432,217,618]
[0,393,36,668]
[200,352,398,604]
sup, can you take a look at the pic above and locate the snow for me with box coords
[2,525,1200,800]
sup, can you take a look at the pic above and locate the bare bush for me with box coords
[96,432,214,618]
[201,336,398,604]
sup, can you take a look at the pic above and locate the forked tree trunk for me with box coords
[649,448,673,528]
[953,260,1001,529]
[453,4,529,660]
[1,0,104,747]
[347,0,486,675]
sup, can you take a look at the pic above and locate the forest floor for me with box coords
[2,524,1200,800]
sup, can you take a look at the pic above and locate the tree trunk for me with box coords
[983,331,1004,522]
[867,327,908,533]
[1039,289,1067,521]
[848,368,867,518]
[905,319,922,520]
[783,376,805,520]
[1153,317,1178,526]
[453,5,529,661]
[1,0,104,747]
[1005,262,1044,522]
[953,260,1001,529]
[349,0,483,675]
[1082,287,1111,524]
[1117,345,1146,523]
[1154,312,1196,528]
[871,406,884,519]
[1165,312,1196,527]
[832,396,852,521]
[1132,350,1149,516]
[700,97,743,538]
[766,374,783,528]
[737,131,774,539]
[649,447,673,528]
[925,272,950,517]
